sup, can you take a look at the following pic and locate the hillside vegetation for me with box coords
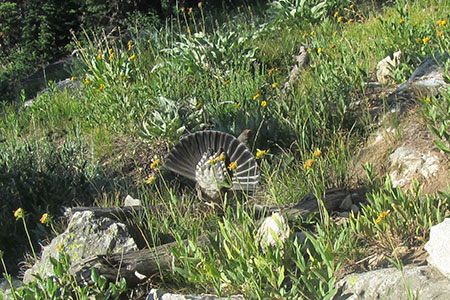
[0,0,449,298]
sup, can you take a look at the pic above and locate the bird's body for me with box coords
[164,130,259,202]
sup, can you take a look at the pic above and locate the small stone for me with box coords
[337,212,350,218]
[124,195,141,206]
[339,194,353,211]
[350,204,359,215]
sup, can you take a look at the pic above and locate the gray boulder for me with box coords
[334,265,450,300]
[23,210,138,284]
[425,218,450,279]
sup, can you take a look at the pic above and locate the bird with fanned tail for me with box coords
[164,130,259,203]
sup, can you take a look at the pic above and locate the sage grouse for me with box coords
[164,130,259,202]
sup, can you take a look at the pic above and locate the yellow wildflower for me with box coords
[97,51,102,59]
[350,4,354,8]
[108,53,114,60]
[317,48,322,54]
[14,208,24,220]
[256,149,269,159]
[303,159,314,170]
[40,213,49,224]
[375,210,390,223]
[84,77,90,85]
[346,19,354,24]
[210,153,225,164]
[227,161,238,171]
[333,31,338,36]
[337,16,343,22]
[145,175,157,184]
[198,2,202,9]
[108,48,113,54]
[223,80,231,85]
[97,84,105,91]
[425,97,431,103]
[334,11,339,17]
[437,20,447,26]
[272,82,279,88]
[261,100,267,107]
[235,103,241,109]
[329,43,336,49]
[181,7,185,13]
[422,36,430,44]
[399,18,405,23]
[313,149,321,157]
[188,7,193,14]
[127,40,132,51]
[302,33,308,38]
[267,68,278,74]
[55,244,64,251]
[70,76,76,81]
[307,48,312,54]
[147,39,151,43]
[253,93,261,100]
[310,30,315,35]
[196,102,202,109]
[129,54,136,60]
[150,158,160,169]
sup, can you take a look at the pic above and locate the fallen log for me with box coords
[69,188,366,286]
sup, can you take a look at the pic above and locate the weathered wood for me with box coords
[68,188,366,287]
[70,235,211,286]
[252,187,366,221]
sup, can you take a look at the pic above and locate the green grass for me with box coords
[0,0,449,299]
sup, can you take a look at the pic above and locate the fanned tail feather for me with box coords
[164,130,259,192]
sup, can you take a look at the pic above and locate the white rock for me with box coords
[376,51,402,84]
[124,195,141,206]
[256,212,290,249]
[425,218,450,279]
[389,146,440,188]
[23,211,138,284]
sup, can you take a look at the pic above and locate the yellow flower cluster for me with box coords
[40,213,49,224]
[256,149,269,159]
[14,208,24,220]
[253,93,260,100]
[437,19,447,26]
[375,210,390,223]
[210,153,225,164]
[127,40,132,51]
[303,159,314,170]
[313,149,321,157]
[150,158,160,169]
[227,161,238,171]
[145,175,156,184]
[261,100,267,107]
[422,37,431,44]
[271,82,279,88]
[129,54,136,60]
